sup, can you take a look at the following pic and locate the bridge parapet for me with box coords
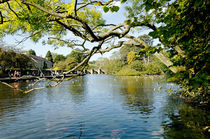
[86,68,106,74]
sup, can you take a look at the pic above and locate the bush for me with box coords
[129,60,144,71]
[102,59,123,74]
[116,67,141,76]
[144,62,163,75]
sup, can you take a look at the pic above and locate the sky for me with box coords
[3,1,154,61]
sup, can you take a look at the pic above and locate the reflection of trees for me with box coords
[160,97,210,138]
[119,77,155,115]
[0,82,33,121]
[68,76,86,104]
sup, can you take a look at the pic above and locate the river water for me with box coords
[0,75,209,138]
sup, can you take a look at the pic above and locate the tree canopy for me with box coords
[29,49,36,55]
[45,50,53,63]
[0,46,32,71]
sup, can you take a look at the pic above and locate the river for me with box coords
[0,75,209,138]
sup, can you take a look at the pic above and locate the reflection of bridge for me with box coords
[85,68,106,74]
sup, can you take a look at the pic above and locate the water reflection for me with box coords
[0,82,33,124]
[68,76,86,104]
[160,97,210,138]
[118,76,155,115]
[0,75,209,138]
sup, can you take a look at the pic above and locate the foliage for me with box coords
[53,61,66,70]
[66,49,86,63]
[45,51,53,63]
[29,49,36,55]
[116,67,141,76]
[144,62,163,75]
[129,60,144,72]
[120,44,142,64]
[125,0,209,103]
[94,58,123,74]
[138,35,153,47]
[0,47,32,71]
[119,45,130,64]
[53,49,86,71]
[53,54,66,63]
[0,0,105,47]
[127,51,136,64]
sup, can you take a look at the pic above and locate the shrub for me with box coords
[144,62,163,75]
[116,67,141,76]
[129,60,144,71]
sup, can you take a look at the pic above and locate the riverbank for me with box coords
[115,74,165,78]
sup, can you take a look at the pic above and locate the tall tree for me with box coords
[0,47,32,71]
[125,0,209,103]
[54,54,66,63]
[45,50,53,63]
[29,49,36,56]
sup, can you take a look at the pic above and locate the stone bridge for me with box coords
[85,68,106,74]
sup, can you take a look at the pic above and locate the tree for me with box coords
[138,35,154,64]
[119,44,142,64]
[54,49,87,71]
[0,0,143,74]
[0,47,32,71]
[127,51,136,64]
[66,49,86,63]
[45,51,53,63]
[29,49,36,55]
[53,54,66,63]
[125,0,209,103]
[96,58,123,74]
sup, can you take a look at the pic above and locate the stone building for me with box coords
[30,55,53,69]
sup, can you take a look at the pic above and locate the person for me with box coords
[16,71,19,77]
[14,71,17,77]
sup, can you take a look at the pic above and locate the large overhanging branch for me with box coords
[133,21,157,31]
[99,24,131,40]
[56,20,88,40]
[99,41,124,54]
[21,0,132,43]
[48,37,88,50]
[64,40,104,75]
[133,20,186,57]
[125,34,149,48]
[77,0,114,11]
[15,30,42,46]
[21,0,99,42]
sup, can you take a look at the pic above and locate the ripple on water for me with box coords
[0,75,208,138]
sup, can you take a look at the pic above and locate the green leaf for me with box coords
[121,0,127,4]
[112,6,120,12]
[194,0,202,7]
[103,6,109,13]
